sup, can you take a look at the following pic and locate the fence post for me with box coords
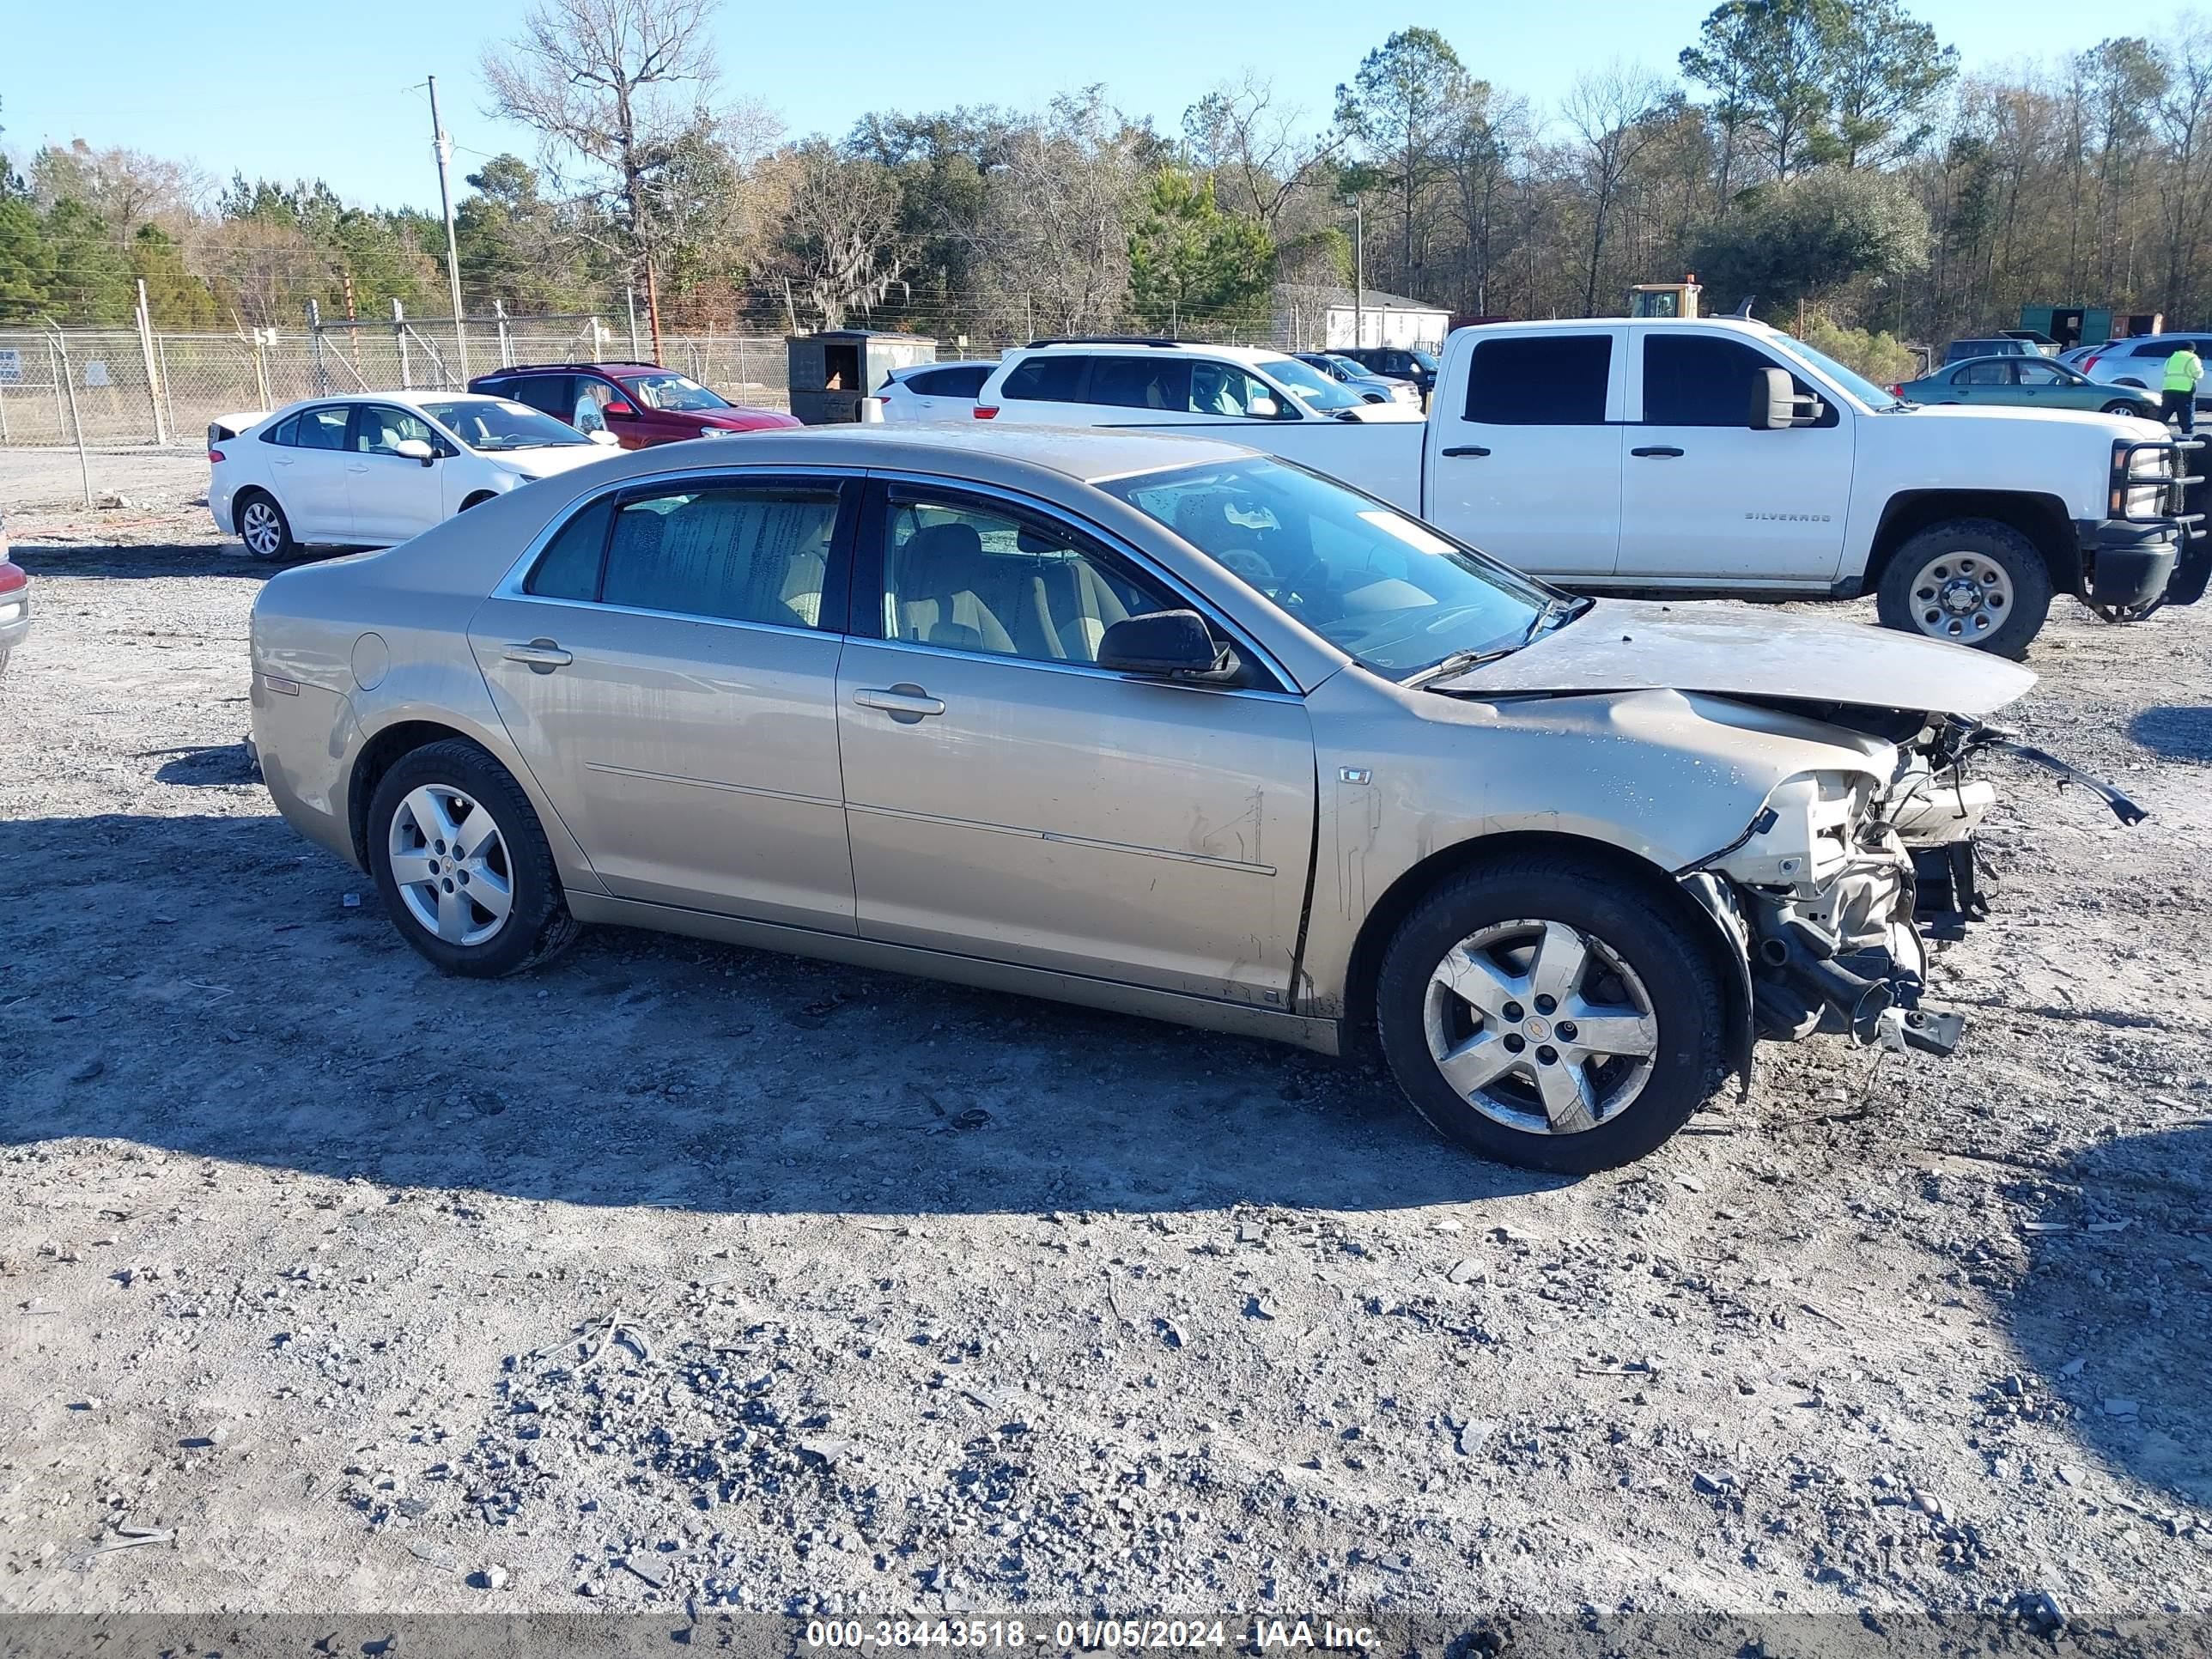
[394,299,411,389]
[158,335,177,442]
[495,300,512,368]
[50,337,67,441]
[252,330,272,410]
[626,287,641,361]
[591,315,605,360]
[136,279,167,447]
[47,328,93,507]
[307,299,326,396]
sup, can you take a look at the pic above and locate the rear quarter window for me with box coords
[905,365,992,398]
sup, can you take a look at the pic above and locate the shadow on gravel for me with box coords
[146,742,261,787]
[0,811,1555,1218]
[7,542,332,580]
[2007,1122,2212,1510]
[2128,704,2212,763]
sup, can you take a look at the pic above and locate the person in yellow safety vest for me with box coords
[2161,343,2203,434]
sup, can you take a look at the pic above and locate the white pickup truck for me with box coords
[1132,318,2208,655]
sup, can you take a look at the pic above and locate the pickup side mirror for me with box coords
[1751,366,1825,429]
[1096,610,1238,681]
[392,437,435,465]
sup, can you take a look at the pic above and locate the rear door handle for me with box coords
[854,684,945,722]
[1441,445,1491,458]
[502,639,573,672]
[1631,446,1685,458]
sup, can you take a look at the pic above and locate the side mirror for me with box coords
[1751,367,1824,429]
[392,437,435,465]
[1096,610,1237,681]
[1248,394,1283,419]
[603,399,637,419]
[586,428,621,447]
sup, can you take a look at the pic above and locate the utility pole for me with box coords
[1347,192,1365,350]
[427,75,471,383]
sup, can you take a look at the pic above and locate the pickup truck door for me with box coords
[1422,328,1625,577]
[1615,331,1855,584]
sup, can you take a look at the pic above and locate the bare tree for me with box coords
[765,142,906,327]
[1561,66,1671,313]
[1182,71,1340,235]
[482,0,724,275]
[972,89,1147,335]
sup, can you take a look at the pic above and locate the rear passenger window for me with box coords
[295,406,350,449]
[599,486,842,627]
[262,415,301,446]
[1465,336,1611,424]
[1091,356,1193,410]
[526,497,614,600]
[1000,356,1091,402]
[507,375,574,418]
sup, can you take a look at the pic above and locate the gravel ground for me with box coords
[3,448,2211,1638]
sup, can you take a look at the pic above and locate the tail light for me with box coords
[2082,354,2102,374]
[0,561,26,595]
[208,447,226,463]
[971,405,1000,420]
[1888,385,1903,398]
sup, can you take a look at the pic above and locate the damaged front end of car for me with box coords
[1674,708,2144,1089]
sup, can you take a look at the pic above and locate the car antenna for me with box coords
[1731,295,1756,319]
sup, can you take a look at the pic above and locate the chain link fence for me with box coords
[1,295,1328,453]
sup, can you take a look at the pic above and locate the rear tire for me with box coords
[2102,399,2144,416]
[236,490,294,559]
[1375,854,1728,1173]
[366,738,580,978]
[1875,519,2052,658]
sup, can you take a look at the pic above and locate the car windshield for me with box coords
[1100,458,1563,677]
[1766,331,1901,410]
[422,399,592,451]
[1411,349,1439,371]
[1258,356,1363,412]
[624,372,730,412]
[1325,356,1372,378]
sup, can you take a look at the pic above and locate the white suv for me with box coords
[2079,332,2212,408]
[965,339,1425,428]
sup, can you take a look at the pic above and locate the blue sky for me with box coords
[9,0,2104,212]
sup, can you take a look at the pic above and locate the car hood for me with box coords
[506,444,623,480]
[1433,597,2035,717]
[1903,402,2153,433]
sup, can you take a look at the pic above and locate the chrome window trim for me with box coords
[483,589,840,644]
[845,633,1302,706]
[865,468,1301,696]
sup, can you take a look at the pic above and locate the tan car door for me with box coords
[834,483,1317,1006]
[469,474,860,931]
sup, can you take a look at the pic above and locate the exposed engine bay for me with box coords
[1675,700,2145,1084]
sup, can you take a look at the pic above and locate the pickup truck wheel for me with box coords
[1876,520,2052,657]
[1376,857,1727,1173]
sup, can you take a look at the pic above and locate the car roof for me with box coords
[479,362,664,376]
[1018,341,1287,367]
[526,422,1259,485]
[257,389,514,422]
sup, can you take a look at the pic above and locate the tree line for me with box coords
[5,0,2212,365]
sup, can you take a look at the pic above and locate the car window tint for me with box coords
[882,495,1178,665]
[1466,335,1611,424]
[263,415,301,447]
[2016,362,2066,385]
[1091,356,1194,410]
[1000,355,1091,402]
[905,365,991,398]
[599,486,841,628]
[1642,334,1807,424]
[1960,360,2012,386]
[295,406,350,450]
[526,497,615,600]
[355,404,439,455]
[508,375,574,417]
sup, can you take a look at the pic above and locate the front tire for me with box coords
[2102,398,2144,416]
[236,490,294,559]
[366,738,580,977]
[1875,519,2052,657]
[1375,855,1728,1173]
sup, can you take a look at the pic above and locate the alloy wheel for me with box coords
[240,500,283,556]
[386,784,514,947]
[1908,551,2014,641]
[1422,919,1659,1135]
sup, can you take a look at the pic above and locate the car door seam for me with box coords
[843,799,1276,876]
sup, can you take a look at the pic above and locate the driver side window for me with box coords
[1188,362,1279,418]
[880,495,1181,666]
[354,404,440,456]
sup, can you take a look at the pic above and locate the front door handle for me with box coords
[502,639,573,672]
[854,684,945,723]
[1631,446,1685,458]
[1441,444,1492,458]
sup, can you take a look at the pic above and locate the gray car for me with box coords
[251,426,2055,1171]
[0,513,26,675]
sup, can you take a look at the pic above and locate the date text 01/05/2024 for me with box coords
[803,1620,1382,1650]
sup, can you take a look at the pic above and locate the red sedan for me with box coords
[466,362,800,448]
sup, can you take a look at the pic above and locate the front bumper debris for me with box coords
[1964,727,2148,825]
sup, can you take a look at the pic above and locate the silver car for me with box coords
[250,427,2062,1171]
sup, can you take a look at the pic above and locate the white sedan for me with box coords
[210,391,621,556]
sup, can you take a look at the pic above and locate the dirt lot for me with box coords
[3,447,2211,1638]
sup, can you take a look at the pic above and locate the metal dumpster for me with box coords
[787,331,938,424]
